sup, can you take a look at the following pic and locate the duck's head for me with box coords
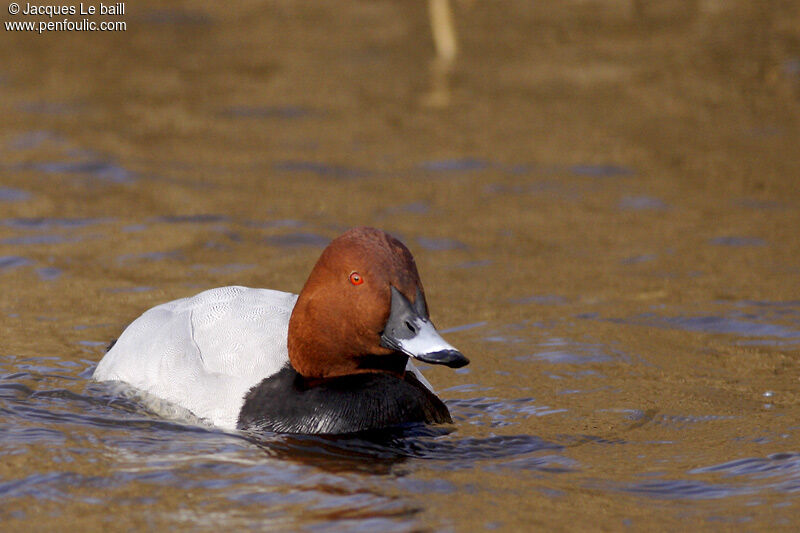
[287,227,469,379]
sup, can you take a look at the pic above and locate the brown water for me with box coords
[2,1,800,530]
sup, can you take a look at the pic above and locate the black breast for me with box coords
[237,366,453,434]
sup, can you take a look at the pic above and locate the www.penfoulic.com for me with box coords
[5,3,127,33]
[6,18,126,33]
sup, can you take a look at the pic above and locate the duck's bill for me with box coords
[380,286,470,368]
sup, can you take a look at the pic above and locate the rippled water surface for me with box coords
[2,1,800,530]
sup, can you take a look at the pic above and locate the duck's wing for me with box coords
[93,286,298,429]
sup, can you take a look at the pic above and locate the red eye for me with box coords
[349,271,363,285]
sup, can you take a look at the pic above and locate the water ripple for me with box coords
[0,256,32,270]
[620,479,752,500]
[0,187,31,202]
[692,453,800,478]
[611,313,800,340]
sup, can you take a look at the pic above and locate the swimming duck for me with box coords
[93,227,469,434]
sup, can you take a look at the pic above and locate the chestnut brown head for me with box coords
[287,227,468,379]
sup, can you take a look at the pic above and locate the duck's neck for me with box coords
[290,345,410,381]
[353,351,409,377]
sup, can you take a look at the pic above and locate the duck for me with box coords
[93,226,469,434]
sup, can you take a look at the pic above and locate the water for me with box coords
[2,1,800,530]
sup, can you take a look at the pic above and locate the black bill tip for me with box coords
[413,349,470,368]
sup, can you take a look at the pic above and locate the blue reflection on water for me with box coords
[0,256,32,270]
[709,236,767,247]
[0,188,31,202]
[272,161,369,179]
[16,159,136,183]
